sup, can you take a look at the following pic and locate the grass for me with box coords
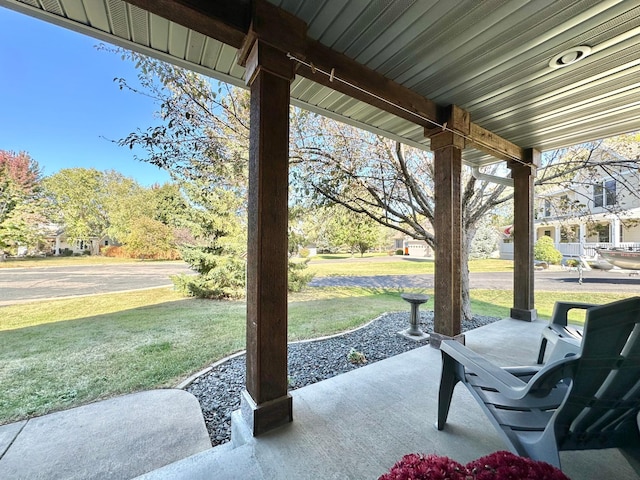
[306,257,513,277]
[312,253,390,260]
[0,287,404,424]
[0,255,148,269]
[2,279,632,426]
[468,290,632,323]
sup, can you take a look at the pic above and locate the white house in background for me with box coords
[501,146,640,261]
[41,224,112,256]
[392,231,433,257]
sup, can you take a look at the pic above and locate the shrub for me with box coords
[396,248,404,255]
[299,247,310,258]
[172,249,246,300]
[534,236,562,265]
[100,245,131,258]
[469,219,499,259]
[288,259,314,292]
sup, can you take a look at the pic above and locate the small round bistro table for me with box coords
[400,293,429,336]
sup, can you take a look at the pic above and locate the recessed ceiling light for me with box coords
[549,46,592,69]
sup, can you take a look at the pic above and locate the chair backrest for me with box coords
[554,296,640,451]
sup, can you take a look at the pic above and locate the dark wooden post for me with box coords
[426,106,468,346]
[240,38,295,436]
[508,148,540,321]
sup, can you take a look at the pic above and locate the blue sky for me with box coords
[0,7,171,186]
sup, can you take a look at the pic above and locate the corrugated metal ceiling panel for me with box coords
[60,0,88,24]
[2,0,639,167]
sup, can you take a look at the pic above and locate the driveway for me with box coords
[0,262,192,305]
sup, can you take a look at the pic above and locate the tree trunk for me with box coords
[460,226,475,322]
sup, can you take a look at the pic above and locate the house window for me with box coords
[594,179,617,207]
[595,224,610,243]
[544,199,551,217]
[544,230,551,237]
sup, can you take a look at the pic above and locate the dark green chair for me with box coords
[437,296,640,473]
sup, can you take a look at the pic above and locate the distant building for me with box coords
[500,145,640,260]
[392,231,432,257]
[42,224,113,256]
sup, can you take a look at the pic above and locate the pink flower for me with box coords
[379,451,570,480]
[467,451,570,480]
[378,453,468,480]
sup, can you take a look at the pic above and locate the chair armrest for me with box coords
[441,340,528,399]
[550,302,597,327]
[546,336,581,363]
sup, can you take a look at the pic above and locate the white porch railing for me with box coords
[499,241,640,260]
[557,242,640,258]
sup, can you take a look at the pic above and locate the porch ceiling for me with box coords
[2,0,639,166]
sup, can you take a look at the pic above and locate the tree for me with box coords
[290,113,513,320]
[43,168,143,254]
[106,46,249,193]
[121,216,177,259]
[326,204,383,256]
[107,182,188,259]
[112,46,640,320]
[469,216,500,259]
[111,48,316,295]
[291,113,640,320]
[170,184,247,299]
[0,151,45,255]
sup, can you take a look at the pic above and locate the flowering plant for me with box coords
[379,451,570,480]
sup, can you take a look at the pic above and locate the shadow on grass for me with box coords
[0,297,246,422]
[555,276,640,285]
[400,257,434,263]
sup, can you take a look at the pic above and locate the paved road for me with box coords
[310,269,640,293]
[2,262,639,307]
[0,262,193,305]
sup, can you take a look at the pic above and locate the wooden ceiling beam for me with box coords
[468,124,524,163]
[123,0,250,49]
[297,40,441,133]
[124,0,523,162]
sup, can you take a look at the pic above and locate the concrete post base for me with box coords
[510,308,537,322]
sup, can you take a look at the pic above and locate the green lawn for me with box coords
[0,255,144,269]
[0,287,405,424]
[306,257,513,277]
[1,282,631,426]
[0,256,628,425]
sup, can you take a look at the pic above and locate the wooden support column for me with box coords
[240,38,294,436]
[426,106,467,346]
[508,149,540,322]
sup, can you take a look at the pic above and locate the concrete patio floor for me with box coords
[141,318,639,480]
[1,318,638,479]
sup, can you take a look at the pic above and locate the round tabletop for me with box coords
[400,293,429,304]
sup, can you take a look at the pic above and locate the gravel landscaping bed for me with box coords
[185,310,500,447]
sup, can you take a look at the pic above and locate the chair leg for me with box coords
[537,337,548,364]
[620,446,640,476]
[437,352,458,430]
